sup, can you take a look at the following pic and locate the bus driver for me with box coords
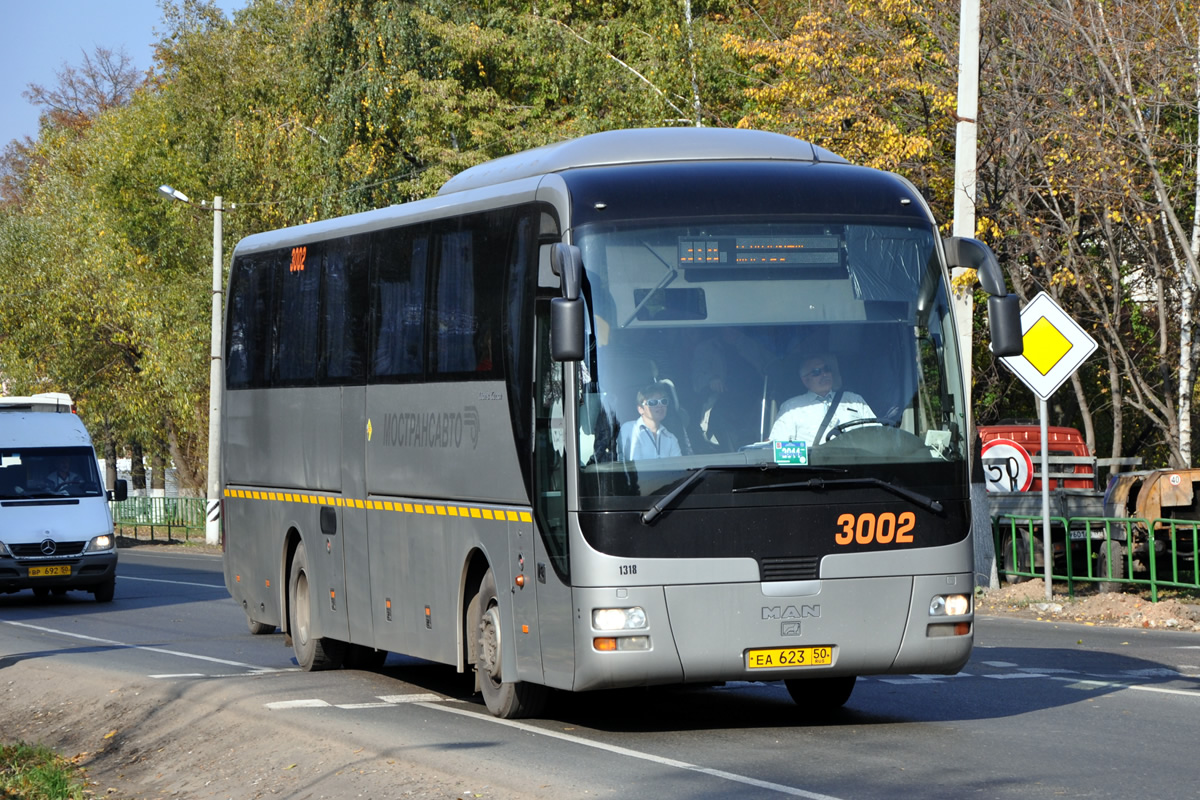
[769,354,874,446]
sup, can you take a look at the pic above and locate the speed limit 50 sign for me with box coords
[981,438,1034,493]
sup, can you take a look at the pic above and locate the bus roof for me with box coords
[438,127,848,196]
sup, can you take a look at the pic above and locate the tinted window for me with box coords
[322,236,369,383]
[275,243,322,385]
[226,250,278,390]
[429,213,508,379]
[371,228,428,380]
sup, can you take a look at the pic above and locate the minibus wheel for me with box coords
[92,578,115,603]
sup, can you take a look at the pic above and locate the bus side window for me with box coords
[322,236,368,384]
[371,229,428,380]
[275,242,322,385]
[226,251,277,390]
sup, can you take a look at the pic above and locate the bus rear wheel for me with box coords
[288,542,345,670]
[474,568,548,719]
[785,675,856,715]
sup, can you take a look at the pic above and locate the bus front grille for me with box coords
[759,556,820,581]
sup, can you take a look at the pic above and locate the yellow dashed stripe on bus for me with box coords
[223,488,532,524]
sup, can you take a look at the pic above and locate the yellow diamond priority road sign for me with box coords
[1000,291,1097,400]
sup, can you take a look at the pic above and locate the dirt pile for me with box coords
[978,579,1200,631]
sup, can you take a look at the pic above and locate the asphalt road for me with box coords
[2,547,1199,799]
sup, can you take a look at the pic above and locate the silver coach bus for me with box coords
[221,127,1021,718]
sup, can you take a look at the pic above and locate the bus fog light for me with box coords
[592,607,647,631]
[930,594,969,617]
[927,622,971,637]
[593,636,651,652]
[617,636,650,651]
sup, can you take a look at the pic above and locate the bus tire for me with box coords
[785,675,856,714]
[1097,540,1127,594]
[92,578,115,603]
[475,568,548,719]
[288,542,345,671]
[247,617,276,635]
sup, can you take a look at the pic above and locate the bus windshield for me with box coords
[574,217,967,509]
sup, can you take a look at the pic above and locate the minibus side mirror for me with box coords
[108,479,128,503]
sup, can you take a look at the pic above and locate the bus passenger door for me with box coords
[530,299,574,689]
[341,384,374,646]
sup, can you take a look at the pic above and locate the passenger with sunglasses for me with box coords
[618,383,682,461]
[768,355,874,445]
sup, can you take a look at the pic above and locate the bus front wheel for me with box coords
[785,675,856,715]
[288,542,345,670]
[474,568,548,719]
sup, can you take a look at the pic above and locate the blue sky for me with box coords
[1,0,245,148]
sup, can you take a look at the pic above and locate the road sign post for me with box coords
[999,292,1098,600]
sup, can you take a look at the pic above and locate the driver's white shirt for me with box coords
[769,390,874,445]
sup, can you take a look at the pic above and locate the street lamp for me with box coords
[158,184,225,546]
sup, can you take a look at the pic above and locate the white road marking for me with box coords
[120,575,225,589]
[267,699,330,710]
[424,702,847,799]
[1050,676,1200,698]
[2,620,272,671]
[377,693,443,704]
[983,673,1048,679]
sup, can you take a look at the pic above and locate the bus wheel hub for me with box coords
[479,605,502,681]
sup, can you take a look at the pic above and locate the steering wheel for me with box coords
[825,417,897,440]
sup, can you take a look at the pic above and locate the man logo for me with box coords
[781,622,802,637]
[762,605,821,620]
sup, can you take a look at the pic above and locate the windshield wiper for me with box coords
[641,463,846,525]
[733,476,943,513]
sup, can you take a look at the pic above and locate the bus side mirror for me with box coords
[550,243,585,361]
[943,236,1023,357]
[988,294,1023,357]
[108,479,128,503]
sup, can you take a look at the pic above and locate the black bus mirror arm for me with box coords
[943,236,1023,358]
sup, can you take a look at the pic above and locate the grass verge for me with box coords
[0,742,88,800]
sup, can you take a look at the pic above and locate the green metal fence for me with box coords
[110,496,208,544]
[994,514,1200,600]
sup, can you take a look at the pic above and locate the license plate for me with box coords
[28,565,71,578]
[746,646,834,669]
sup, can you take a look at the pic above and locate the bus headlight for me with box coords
[929,594,970,617]
[86,534,115,552]
[592,607,647,631]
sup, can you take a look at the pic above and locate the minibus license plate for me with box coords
[746,646,833,669]
[29,565,71,578]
